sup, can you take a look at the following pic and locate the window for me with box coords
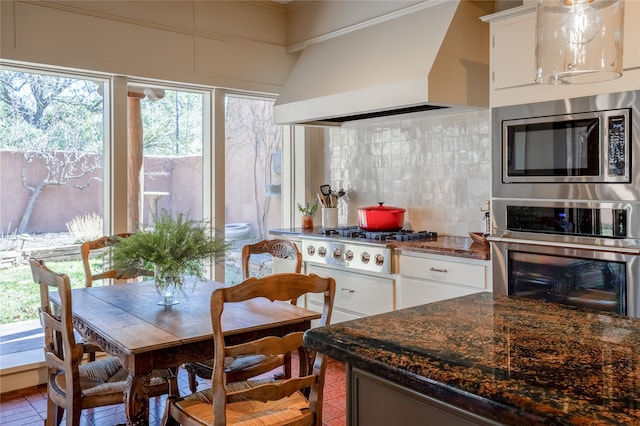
[224,95,283,284]
[130,84,205,227]
[0,68,107,324]
[0,67,292,373]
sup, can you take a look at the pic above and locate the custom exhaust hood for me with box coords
[273,1,490,126]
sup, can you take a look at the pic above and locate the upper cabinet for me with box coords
[482,1,640,107]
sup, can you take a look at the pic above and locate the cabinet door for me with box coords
[398,277,481,309]
[351,368,505,426]
[491,12,536,90]
[306,263,394,323]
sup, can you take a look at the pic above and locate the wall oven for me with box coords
[491,199,640,317]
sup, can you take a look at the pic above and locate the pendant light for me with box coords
[536,0,625,84]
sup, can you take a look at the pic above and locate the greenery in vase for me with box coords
[297,200,318,217]
[111,210,228,287]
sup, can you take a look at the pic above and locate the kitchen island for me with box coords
[304,292,640,425]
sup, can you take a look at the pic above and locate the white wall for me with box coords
[319,109,491,236]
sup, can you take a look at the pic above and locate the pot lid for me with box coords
[359,202,406,213]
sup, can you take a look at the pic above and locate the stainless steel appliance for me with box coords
[301,227,437,323]
[491,199,640,316]
[492,90,640,201]
[490,90,640,317]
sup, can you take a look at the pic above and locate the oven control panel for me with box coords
[301,239,391,274]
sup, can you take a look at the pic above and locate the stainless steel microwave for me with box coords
[503,109,629,183]
[492,90,640,202]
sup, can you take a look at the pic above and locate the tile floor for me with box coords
[0,358,347,426]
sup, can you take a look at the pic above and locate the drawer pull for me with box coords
[429,267,448,273]
[341,288,355,294]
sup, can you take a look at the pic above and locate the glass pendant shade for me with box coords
[536,0,624,84]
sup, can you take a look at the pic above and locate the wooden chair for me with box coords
[163,272,335,426]
[30,257,131,426]
[184,239,303,392]
[80,233,154,361]
[32,258,178,425]
[241,239,302,280]
[81,233,154,287]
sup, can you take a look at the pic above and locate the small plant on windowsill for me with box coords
[297,200,318,229]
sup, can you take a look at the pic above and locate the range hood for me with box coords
[273,0,490,126]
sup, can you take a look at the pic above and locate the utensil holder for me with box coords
[322,208,338,229]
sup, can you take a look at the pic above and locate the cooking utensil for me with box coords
[320,185,332,207]
[317,193,327,208]
[358,202,406,231]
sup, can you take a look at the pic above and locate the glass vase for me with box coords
[154,265,183,306]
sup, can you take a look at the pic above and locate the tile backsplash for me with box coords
[320,109,491,236]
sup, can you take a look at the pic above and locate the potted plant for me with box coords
[297,200,318,229]
[111,210,228,305]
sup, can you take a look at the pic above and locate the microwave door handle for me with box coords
[487,235,640,255]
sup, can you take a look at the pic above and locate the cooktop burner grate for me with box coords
[317,227,437,242]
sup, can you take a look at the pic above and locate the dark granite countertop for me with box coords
[268,228,489,260]
[304,292,640,425]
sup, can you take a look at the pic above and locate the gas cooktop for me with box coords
[314,226,438,243]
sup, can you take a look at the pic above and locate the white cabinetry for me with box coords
[306,263,394,324]
[482,2,640,107]
[397,253,490,309]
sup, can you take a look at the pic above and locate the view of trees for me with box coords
[140,89,203,156]
[1,69,282,242]
[225,96,281,238]
[0,71,104,233]
[0,70,206,234]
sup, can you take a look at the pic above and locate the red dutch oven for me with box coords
[358,203,406,231]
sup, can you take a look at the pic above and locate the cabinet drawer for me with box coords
[307,276,393,316]
[398,277,481,309]
[307,300,361,325]
[399,256,486,289]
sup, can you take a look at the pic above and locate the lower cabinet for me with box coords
[305,263,395,324]
[397,253,490,309]
[350,367,505,426]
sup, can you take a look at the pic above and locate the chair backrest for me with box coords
[81,233,153,287]
[209,273,335,426]
[30,258,83,404]
[241,239,302,280]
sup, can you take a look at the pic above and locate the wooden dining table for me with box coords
[49,278,321,425]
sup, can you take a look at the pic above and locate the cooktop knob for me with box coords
[374,254,384,267]
[345,250,354,262]
[333,248,342,260]
[306,245,316,256]
[318,246,327,258]
[361,252,370,264]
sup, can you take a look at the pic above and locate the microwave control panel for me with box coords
[608,114,627,177]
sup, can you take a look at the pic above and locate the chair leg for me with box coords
[45,398,61,426]
[167,368,180,398]
[55,406,64,426]
[188,370,198,393]
[161,397,180,426]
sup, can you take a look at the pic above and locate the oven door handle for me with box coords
[487,235,640,255]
